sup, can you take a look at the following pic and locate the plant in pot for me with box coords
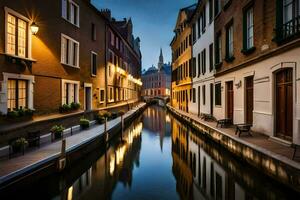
[111,111,118,119]
[59,104,71,113]
[70,102,81,110]
[101,111,111,121]
[96,113,106,124]
[51,125,65,140]
[80,118,90,129]
[11,137,28,154]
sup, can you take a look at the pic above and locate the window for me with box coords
[109,87,114,102]
[209,0,213,23]
[243,7,254,50]
[110,31,115,46]
[202,49,206,75]
[215,83,221,106]
[226,23,234,59]
[193,88,196,103]
[193,57,196,78]
[61,34,79,68]
[7,79,28,111]
[62,0,79,26]
[209,43,214,72]
[215,0,221,16]
[5,10,30,58]
[91,52,97,76]
[202,5,206,33]
[92,23,96,41]
[99,89,105,103]
[62,81,79,105]
[202,85,206,105]
[116,37,119,50]
[215,33,222,64]
[198,53,201,77]
[197,17,201,38]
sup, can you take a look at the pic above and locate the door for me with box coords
[245,76,254,124]
[276,69,293,141]
[210,83,214,115]
[85,87,92,111]
[226,81,234,121]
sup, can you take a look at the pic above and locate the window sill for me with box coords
[61,62,80,69]
[223,0,232,11]
[62,17,80,28]
[91,74,97,77]
[1,53,37,62]
[225,56,235,63]
[241,46,256,55]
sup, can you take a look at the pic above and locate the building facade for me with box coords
[0,0,141,117]
[213,0,300,144]
[171,4,196,112]
[189,0,215,117]
[141,49,171,98]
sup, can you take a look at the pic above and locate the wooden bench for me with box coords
[216,118,232,128]
[235,124,252,137]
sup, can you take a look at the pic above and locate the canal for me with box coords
[2,105,299,199]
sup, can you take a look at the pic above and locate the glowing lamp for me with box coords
[31,22,39,35]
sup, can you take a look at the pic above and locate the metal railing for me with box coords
[278,16,300,41]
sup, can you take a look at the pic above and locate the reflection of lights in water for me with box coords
[166,114,171,123]
[67,186,73,200]
[116,145,126,165]
[126,122,143,144]
[109,156,115,175]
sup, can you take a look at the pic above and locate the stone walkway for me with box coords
[0,103,146,183]
[170,106,298,163]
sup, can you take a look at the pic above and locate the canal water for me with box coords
[2,105,300,199]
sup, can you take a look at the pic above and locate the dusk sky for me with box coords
[92,0,196,70]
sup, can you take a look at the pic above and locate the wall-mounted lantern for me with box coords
[31,22,39,35]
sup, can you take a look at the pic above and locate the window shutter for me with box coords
[62,0,67,19]
[275,0,283,42]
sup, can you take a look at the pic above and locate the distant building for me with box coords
[141,49,171,98]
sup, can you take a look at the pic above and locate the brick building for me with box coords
[213,0,300,144]
[141,49,171,98]
[0,0,141,117]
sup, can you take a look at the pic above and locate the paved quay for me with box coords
[168,106,300,166]
[0,103,146,184]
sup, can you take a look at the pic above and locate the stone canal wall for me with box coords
[167,105,300,193]
[0,103,147,192]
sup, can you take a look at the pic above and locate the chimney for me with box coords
[100,9,111,20]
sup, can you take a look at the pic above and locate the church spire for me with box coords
[158,48,164,70]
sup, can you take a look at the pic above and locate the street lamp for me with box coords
[31,22,39,35]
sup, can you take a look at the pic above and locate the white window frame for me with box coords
[61,33,80,68]
[0,73,34,114]
[61,79,80,105]
[91,51,97,76]
[62,0,80,27]
[4,7,32,59]
[227,25,234,57]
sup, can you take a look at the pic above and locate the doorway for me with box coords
[275,68,293,141]
[226,81,234,121]
[245,76,254,124]
[210,83,214,115]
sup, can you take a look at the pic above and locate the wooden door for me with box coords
[276,69,293,140]
[226,82,234,121]
[245,76,254,124]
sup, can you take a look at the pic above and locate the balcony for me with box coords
[276,16,300,43]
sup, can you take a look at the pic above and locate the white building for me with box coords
[189,0,215,117]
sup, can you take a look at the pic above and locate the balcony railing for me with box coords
[277,16,300,42]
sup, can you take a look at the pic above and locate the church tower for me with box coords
[158,48,164,71]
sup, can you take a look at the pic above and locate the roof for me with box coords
[142,64,171,76]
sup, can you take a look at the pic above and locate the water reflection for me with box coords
[2,106,298,200]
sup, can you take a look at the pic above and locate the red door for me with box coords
[245,76,254,124]
[226,82,234,121]
[276,69,293,141]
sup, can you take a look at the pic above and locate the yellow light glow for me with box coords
[67,186,73,200]
[31,22,39,35]
[109,156,115,175]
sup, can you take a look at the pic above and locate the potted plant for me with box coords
[59,104,71,113]
[70,102,81,110]
[51,125,65,140]
[80,118,90,129]
[111,111,118,119]
[96,113,106,124]
[101,110,111,121]
[11,137,28,154]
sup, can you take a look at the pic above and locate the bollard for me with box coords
[58,139,66,171]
